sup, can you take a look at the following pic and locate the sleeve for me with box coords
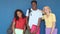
[38,10,43,18]
[42,15,45,20]
[13,18,16,22]
[26,9,29,17]
[52,14,56,22]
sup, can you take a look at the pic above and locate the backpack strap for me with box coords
[26,8,31,29]
[29,8,31,14]
[27,8,32,22]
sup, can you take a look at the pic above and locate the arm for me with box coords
[50,14,56,34]
[34,10,42,33]
[38,18,41,27]
[37,10,43,27]
[33,18,41,34]
[50,22,56,34]
[26,16,30,30]
[24,25,26,31]
[23,24,26,34]
[12,22,15,34]
[26,9,30,30]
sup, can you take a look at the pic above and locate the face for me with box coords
[17,11,22,18]
[32,2,37,9]
[43,7,50,14]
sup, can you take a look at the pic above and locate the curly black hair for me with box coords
[31,0,37,5]
[14,9,26,20]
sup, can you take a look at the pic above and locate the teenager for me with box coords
[42,6,57,34]
[26,0,42,34]
[12,9,26,34]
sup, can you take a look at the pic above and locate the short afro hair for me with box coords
[31,0,37,5]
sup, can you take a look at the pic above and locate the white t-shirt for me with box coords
[26,8,42,28]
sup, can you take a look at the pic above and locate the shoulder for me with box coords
[42,15,46,19]
[37,9,42,11]
[27,9,29,11]
[43,15,46,17]
[13,18,16,22]
[37,9,42,13]
[51,13,56,16]
[27,8,33,11]
[23,17,26,20]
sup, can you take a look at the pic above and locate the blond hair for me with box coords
[43,6,52,14]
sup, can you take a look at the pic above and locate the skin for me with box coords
[26,2,41,34]
[43,6,56,34]
[12,21,15,34]
[17,11,22,18]
[32,2,37,10]
[12,11,26,34]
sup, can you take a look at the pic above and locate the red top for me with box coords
[13,18,26,30]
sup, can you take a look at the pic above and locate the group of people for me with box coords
[12,0,56,34]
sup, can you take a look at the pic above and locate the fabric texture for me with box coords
[13,18,26,29]
[42,13,56,28]
[13,28,23,34]
[46,28,57,34]
[30,25,40,34]
[26,8,42,28]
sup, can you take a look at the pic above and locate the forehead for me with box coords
[32,2,37,4]
[44,6,49,9]
[17,11,21,13]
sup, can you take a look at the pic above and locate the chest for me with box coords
[15,19,25,24]
[30,11,39,17]
[44,15,53,22]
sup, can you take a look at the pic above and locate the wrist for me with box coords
[50,32,53,34]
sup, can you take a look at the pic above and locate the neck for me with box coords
[46,13,50,17]
[32,7,37,10]
[19,17,22,18]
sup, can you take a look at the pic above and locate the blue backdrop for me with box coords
[0,0,60,34]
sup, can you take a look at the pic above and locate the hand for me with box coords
[14,33,16,34]
[23,31,25,34]
[34,32,36,34]
[13,32,16,34]
[33,31,36,34]
[31,32,36,34]
[50,32,53,34]
[31,33,34,34]
[27,25,30,30]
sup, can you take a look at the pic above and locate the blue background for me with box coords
[0,0,60,34]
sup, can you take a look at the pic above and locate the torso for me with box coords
[13,18,26,30]
[43,13,56,28]
[28,8,42,28]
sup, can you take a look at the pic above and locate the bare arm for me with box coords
[26,16,28,25]
[23,24,26,34]
[26,16,30,30]
[33,18,41,34]
[12,22,15,34]
[38,18,41,27]
[50,14,56,34]
[50,22,56,34]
